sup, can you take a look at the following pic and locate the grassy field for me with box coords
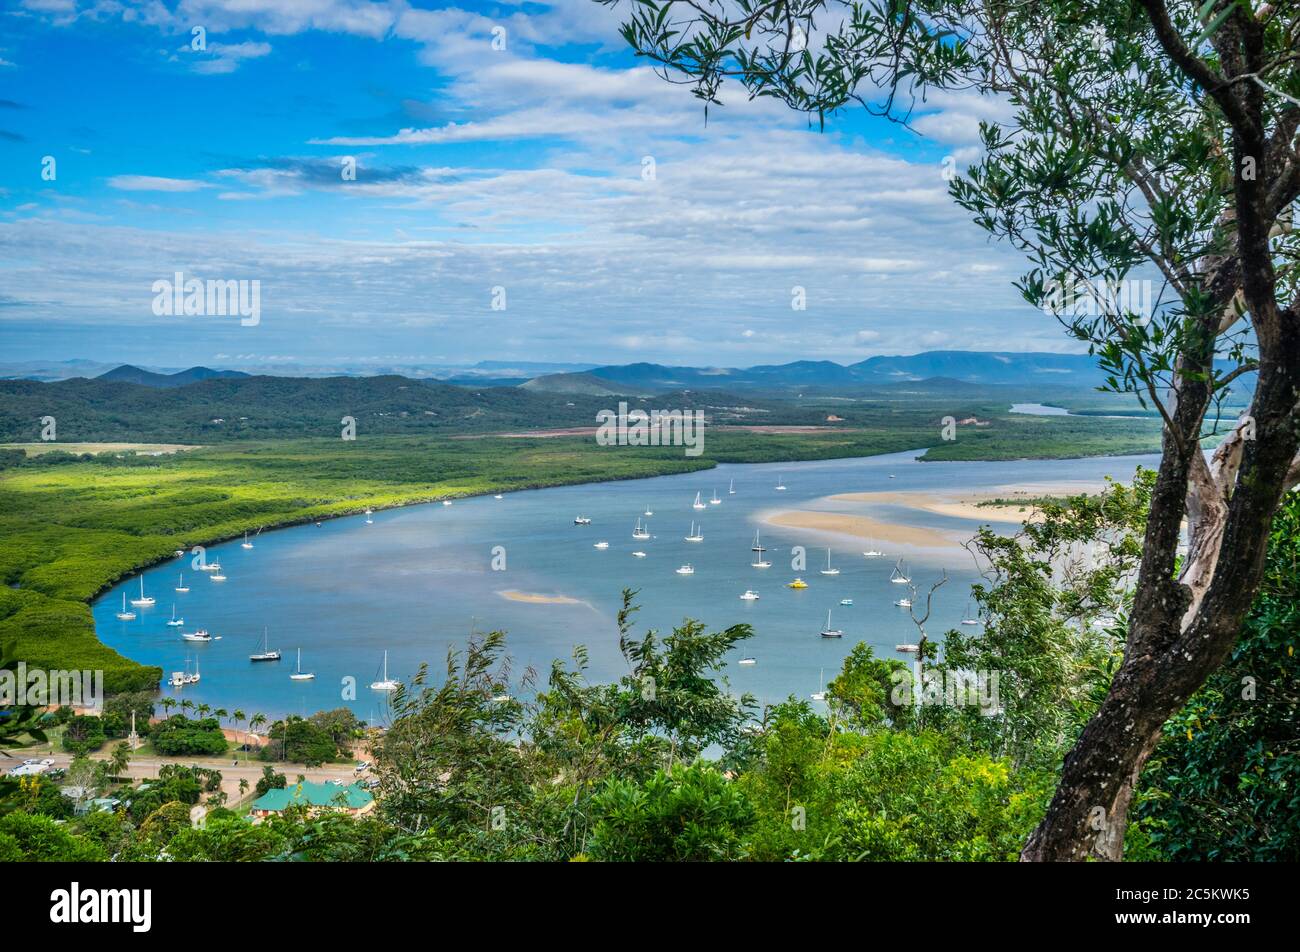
[0,413,1162,693]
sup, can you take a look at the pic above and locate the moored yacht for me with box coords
[819,609,843,639]
[129,577,155,607]
[115,593,136,621]
[370,650,400,691]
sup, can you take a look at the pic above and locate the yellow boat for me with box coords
[786,577,808,589]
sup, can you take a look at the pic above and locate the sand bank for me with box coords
[497,589,586,605]
[764,510,960,548]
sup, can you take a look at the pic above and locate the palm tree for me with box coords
[249,713,267,757]
[160,697,177,717]
[232,709,246,760]
[180,698,194,717]
[109,741,131,781]
[197,703,211,719]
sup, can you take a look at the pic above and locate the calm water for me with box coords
[95,450,1158,723]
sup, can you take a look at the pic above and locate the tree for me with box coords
[603,0,1300,859]
[587,763,755,861]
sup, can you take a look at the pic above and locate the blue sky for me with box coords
[0,0,1065,371]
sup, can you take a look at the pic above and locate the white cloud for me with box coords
[106,175,211,192]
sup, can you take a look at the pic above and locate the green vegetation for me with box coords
[149,716,228,757]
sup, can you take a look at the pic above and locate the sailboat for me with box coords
[644,504,654,517]
[249,628,281,662]
[632,518,650,540]
[889,558,911,584]
[241,530,254,549]
[210,571,227,582]
[175,573,189,593]
[737,656,756,665]
[129,577,155,607]
[709,489,721,505]
[166,605,184,627]
[819,609,843,638]
[200,560,221,572]
[811,668,827,702]
[684,521,703,542]
[751,530,766,552]
[289,648,315,681]
[862,539,884,558]
[593,541,610,549]
[895,643,919,653]
[961,601,980,625]
[728,478,735,495]
[820,548,840,576]
[692,492,706,510]
[115,593,136,621]
[370,650,400,691]
[774,475,787,491]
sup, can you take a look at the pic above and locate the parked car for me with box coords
[353,761,371,774]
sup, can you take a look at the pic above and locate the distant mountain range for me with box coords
[96,365,251,388]
[540,351,1118,394]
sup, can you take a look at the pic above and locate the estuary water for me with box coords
[94,449,1158,723]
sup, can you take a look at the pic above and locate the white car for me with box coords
[353,761,371,774]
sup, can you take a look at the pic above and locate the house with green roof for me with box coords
[251,780,375,819]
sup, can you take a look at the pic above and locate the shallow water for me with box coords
[95,449,1158,723]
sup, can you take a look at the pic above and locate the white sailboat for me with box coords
[684,521,703,542]
[643,504,654,517]
[632,518,650,540]
[728,478,735,495]
[774,475,787,491]
[820,548,840,576]
[692,491,706,510]
[129,577,155,607]
[593,541,610,549]
[811,668,827,702]
[289,648,315,681]
[889,558,911,584]
[210,572,226,582]
[961,601,980,625]
[200,560,221,572]
[862,539,884,558]
[819,609,843,639]
[370,650,400,691]
[166,605,184,627]
[241,531,254,549]
[175,573,189,593]
[249,628,281,662]
[709,489,721,505]
[632,551,647,558]
[115,593,136,621]
[738,656,756,665]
